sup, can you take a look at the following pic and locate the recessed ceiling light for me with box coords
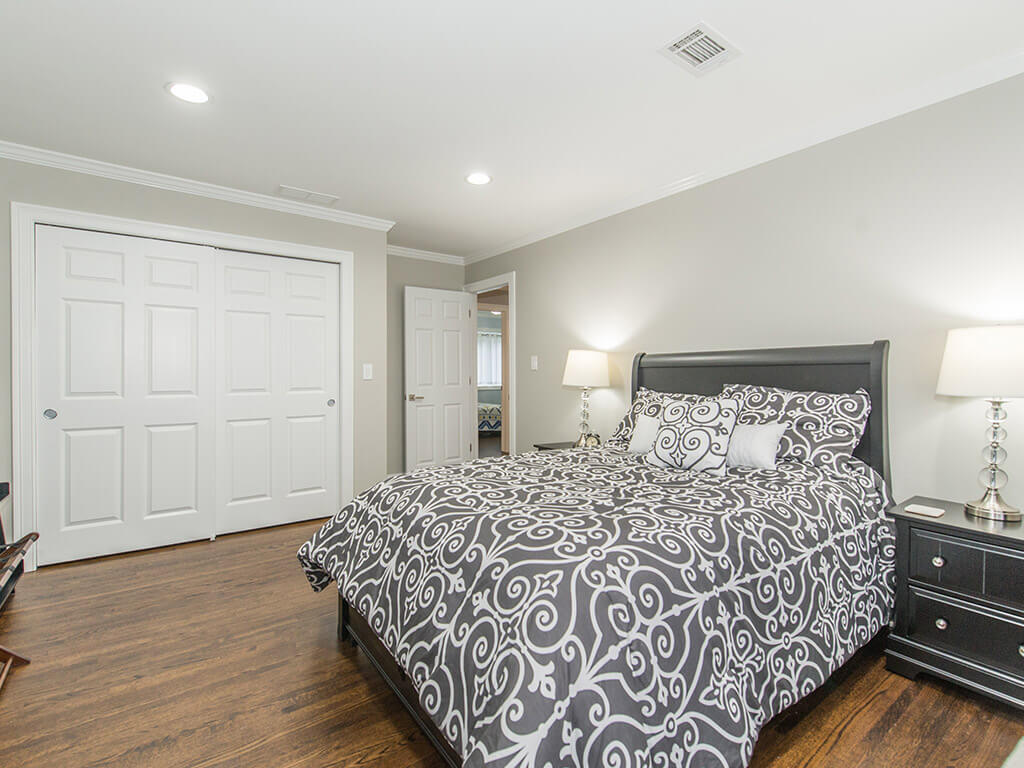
[465,172,491,185]
[167,82,209,104]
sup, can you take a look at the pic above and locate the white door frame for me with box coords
[463,271,517,456]
[11,202,355,571]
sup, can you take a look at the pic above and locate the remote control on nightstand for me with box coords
[904,502,945,517]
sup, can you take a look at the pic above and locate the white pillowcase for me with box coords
[725,422,788,470]
[627,414,661,454]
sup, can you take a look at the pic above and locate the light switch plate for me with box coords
[362,363,373,380]
[530,355,538,371]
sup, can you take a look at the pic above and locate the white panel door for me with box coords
[404,287,476,471]
[215,251,340,534]
[35,226,216,565]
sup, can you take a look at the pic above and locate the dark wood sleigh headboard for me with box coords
[631,340,891,490]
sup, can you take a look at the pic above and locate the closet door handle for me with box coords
[407,394,424,401]
[43,408,57,420]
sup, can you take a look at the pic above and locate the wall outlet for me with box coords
[530,355,539,371]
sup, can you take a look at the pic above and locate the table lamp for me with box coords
[937,326,1024,521]
[562,350,609,447]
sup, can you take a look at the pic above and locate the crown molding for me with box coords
[0,139,395,232]
[387,244,465,266]
[465,47,1024,265]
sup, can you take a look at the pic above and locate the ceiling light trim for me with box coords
[0,139,396,232]
[387,244,465,266]
[465,48,1024,264]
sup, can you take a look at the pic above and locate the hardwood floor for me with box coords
[0,521,1021,767]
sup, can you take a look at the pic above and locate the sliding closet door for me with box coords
[34,226,217,565]
[215,252,340,534]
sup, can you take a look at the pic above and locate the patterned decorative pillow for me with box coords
[607,387,696,449]
[645,396,740,476]
[721,383,871,472]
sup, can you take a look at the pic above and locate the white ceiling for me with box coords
[2,1,1024,261]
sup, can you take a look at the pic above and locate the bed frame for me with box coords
[339,339,892,766]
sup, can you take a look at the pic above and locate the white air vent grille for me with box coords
[277,184,339,207]
[662,24,739,76]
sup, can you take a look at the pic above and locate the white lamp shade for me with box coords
[936,326,1024,398]
[562,349,609,388]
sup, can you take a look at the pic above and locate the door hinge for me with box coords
[468,308,472,318]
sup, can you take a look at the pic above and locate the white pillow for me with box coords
[627,414,661,454]
[725,422,788,470]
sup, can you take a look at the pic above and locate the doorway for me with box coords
[465,272,516,458]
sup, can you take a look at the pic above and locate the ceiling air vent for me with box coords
[277,184,339,207]
[662,24,739,76]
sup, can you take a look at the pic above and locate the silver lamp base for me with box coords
[965,489,1022,522]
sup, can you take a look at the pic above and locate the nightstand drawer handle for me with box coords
[1019,644,1024,659]
[935,617,949,631]
[931,555,946,568]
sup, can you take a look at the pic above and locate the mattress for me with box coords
[298,447,895,768]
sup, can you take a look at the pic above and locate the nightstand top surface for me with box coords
[889,495,1024,544]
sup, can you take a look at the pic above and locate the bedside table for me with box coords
[886,495,1024,709]
[533,441,576,451]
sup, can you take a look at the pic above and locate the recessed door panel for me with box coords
[287,273,326,300]
[147,423,198,516]
[416,405,434,465]
[287,315,326,392]
[65,245,124,284]
[147,257,199,291]
[443,329,462,386]
[288,416,326,495]
[65,299,123,398]
[415,329,433,387]
[227,419,272,503]
[147,306,198,396]
[226,311,271,393]
[226,266,270,296]
[443,404,462,461]
[63,427,124,527]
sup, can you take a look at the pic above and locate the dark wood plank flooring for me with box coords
[0,521,1021,767]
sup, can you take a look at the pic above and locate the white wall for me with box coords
[466,73,1024,504]
[0,157,390,536]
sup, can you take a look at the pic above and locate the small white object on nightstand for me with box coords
[904,503,945,517]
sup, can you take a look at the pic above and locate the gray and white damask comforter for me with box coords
[298,447,895,768]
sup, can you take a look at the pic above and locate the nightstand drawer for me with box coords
[908,587,1024,678]
[909,528,1024,607]
[983,549,1024,608]
[909,529,983,593]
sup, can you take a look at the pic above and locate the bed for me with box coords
[298,341,895,768]
[478,401,502,433]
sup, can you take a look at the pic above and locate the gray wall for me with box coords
[0,157,390,535]
[467,73,1024,503]
[386,253,466,474]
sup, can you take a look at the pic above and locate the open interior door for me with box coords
[404,287,476,472]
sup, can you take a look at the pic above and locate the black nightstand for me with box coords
[533,441,576,451]
[886,495,1024,709]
